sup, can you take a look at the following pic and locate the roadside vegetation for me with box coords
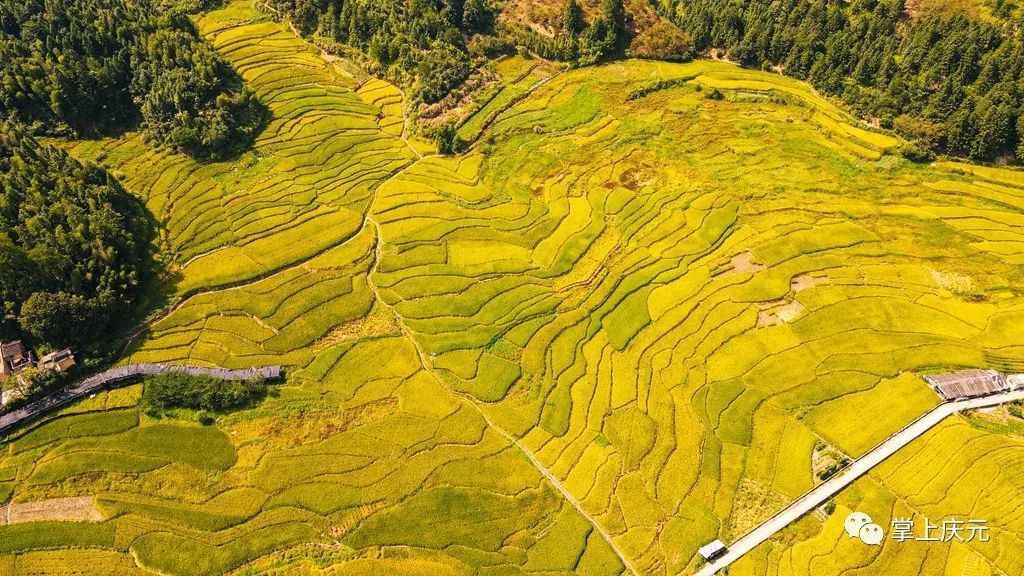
[143,373,267,414]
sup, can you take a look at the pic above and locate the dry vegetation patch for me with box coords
[719,250,767,276]
[725,479,792,539]
[757,299,805,327]
[3,496,103,525]
[791,273,829,292]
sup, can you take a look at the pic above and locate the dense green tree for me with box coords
[140,66,263,159]
[0,122,152,349]
[269,0,475,103]
[144,372,267,412]
[601,0,626,38]
[18,291,99,347]
[434,122,467,154]
[418,41,474,104]
[655,0,1024,163]
[562,0,585,36]
[578,19,616,63]
[462,0,494,34]
[0,0,263,159]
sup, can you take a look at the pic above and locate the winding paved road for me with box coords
[0,363,281,436]
[694,388,1024,576]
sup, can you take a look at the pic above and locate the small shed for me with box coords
[39,349,76,373]
[925,369,1008,401]
[0,341,33,375]
[698,539,727,562]
[1009,374,1024,390]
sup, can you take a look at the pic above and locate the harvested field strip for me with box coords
[2,497,103,525]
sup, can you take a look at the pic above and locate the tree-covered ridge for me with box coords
[0,123,152,350]
[0,0,264,159]
[271,0,490,103]
[663,0,1024,163]
[264,0,652,103]
[269,0,1024,164]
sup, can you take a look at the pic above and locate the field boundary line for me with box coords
[363,217,639,576]
[462,70,565,151]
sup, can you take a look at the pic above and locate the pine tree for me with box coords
[947,103,978,158]
[601,0,626,38]
[462,0,493,34]
[562,0,584,36]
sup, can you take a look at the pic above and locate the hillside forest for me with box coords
[0,123,152,352]
[0,0,265,159]
[267,0,1024,164]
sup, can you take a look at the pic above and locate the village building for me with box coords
[39,349,76,373]
[1,343,77,407]
[0,341,34,375]
[697,539,727,562]
[925,369,1009,401]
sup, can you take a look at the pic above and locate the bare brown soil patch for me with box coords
[905,0,981,20]
[757,300,805,327]
[501,0,562,37]
[3,496,103,525]
[791,273,829,292]
[501,0,673,39]
[720,251,766,276]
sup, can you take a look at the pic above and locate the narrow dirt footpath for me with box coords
[363,217,640,576]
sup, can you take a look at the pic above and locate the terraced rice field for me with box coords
[70,0,416,296]
[731,414,1024,576]
[456,56,563,144]
[3,1,1024,574]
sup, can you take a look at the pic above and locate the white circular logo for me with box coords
[845,512,884,545]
